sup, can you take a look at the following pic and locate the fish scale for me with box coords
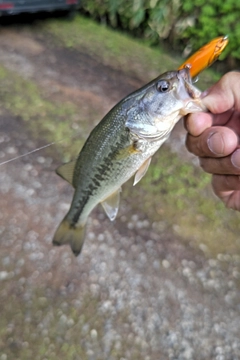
[53,69,206,256]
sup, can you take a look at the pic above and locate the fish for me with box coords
[178,35,229,78]
[52,68,206,256]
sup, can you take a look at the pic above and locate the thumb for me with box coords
[202,71,240,114]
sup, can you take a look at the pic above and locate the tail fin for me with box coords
[52,218,86,256]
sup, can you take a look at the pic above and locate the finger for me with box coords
[185,109,235,136]
[200,149,240,175]
[202,71,240,113]
[184,112,212,136]
[186,126,238,157]
[212,174,240,192]
[185,108,236,133]
[224,110,240,137]
[212,174,240,210]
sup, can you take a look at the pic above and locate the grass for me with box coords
[124,146,240,257]
[43,14,178,81]
[43,14,223,88]
[42,15,239,257]
[0,65,88,163]
[1,14,240,360]
[0,14,238,258]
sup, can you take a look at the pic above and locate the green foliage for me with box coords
[81,0,240,65]
[0,65,86,163]
[181,0,240,60]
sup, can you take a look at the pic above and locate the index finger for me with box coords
[202,71,240,114]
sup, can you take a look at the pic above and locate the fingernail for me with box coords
[231,149,240,168]
[207,132,224,155]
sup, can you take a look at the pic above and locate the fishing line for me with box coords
[0,134,77,166]
[0,123,87,166]
[0,141,58,166]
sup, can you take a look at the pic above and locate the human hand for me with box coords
[185,71,240,210]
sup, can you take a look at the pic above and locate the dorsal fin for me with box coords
[101,188,121,221]
[56,160,77,186]
[133,157,152,186]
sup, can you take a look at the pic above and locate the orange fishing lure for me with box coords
[178,36,228,78]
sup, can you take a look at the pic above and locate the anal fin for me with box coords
[101,188,121,221]
[133,157,152,186]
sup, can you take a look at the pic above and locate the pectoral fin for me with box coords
[133,157,152,186]
[101,188,121,221]
[56,160,77,186]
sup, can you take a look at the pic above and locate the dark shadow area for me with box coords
[0,8,79,26]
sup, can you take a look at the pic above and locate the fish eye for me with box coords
[156,80,170,93]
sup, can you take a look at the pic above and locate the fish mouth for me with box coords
[177,68,192,84]
[177,68,201,99]
[176,68,207,113]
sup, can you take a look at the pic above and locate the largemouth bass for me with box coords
[53,69,205,256]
